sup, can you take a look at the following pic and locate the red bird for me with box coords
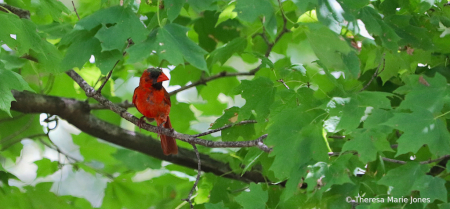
[132,68,178,155]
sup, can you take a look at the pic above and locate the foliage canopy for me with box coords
[1,0,450,208]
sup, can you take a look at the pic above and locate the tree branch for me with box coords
[329,152,450,165]
[182,144,201,209]
[65,69,272,152]
[360,53,385,92]
[10,90,269,183]
[71,1,80,20]
[0,3,30,19]
[193,120,257,137]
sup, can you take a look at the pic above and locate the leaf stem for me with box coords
[434,110,450,119]
[157,0,161,27]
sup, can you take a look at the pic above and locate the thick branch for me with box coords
[0,4,30,19]
[10,90,268,183]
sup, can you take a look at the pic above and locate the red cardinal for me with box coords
[132,68,178,155]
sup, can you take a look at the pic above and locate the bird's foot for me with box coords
[156,123,163,139]
[137,116,146,132]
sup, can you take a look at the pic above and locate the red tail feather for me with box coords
[161,116,178,155]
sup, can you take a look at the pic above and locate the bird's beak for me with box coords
[157,72,169,83]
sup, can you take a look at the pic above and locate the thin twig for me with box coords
[329,151,450,165]
[381,157,406,164]
[39,138,115,179]
[277,79,289,89]
[96,67,115,94]
[0,115,35,145]
[0,113,26,124]
[96,40,132,94]
[65,69,272,152]
[193,120,257,137]
[262,0,290,57]
[72,1,80,20]
[420,155,450,164]
[0,133,48,151]
[182,144,201,209]
[360,53,386,92]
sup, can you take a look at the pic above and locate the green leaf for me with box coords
[292,0,318,14]
[166,0,185,22]
[169,65,202,86]
[39,0,70,22]
[211,106,240,129]
[34,158,59,177]
[303,154,353,199]
[324,97,365,133]
[222,120,255,141]
[95,50,122,75]
[72,133,118,165]
[127,24,208,71]
[378,163,431,197]
[205,202,229,209]
[242,148,264,174]
[268,116,329,179]
[281,165,308,201]
[102,176,154,209]
[234,77,276,122]
[306,25,352,71]
[359,6,401,51]
[71,6,148,52]
[343,51,360,79]
[0,69,33,116]
[208,37,247,67]
[0,13,62,72]
[363,109,394,132]
[199,66,240,102]
[235,183,268,209]
[250,52,274,69]
[411,175,447,204]
[113,149,161,171]
[0,142,23,162]
[60,29,102,71]
[169,100,195,133]
[383,109,450,157]
[194,11,241,52]
[187,0,219,12]
[379,51,408,83]
[356,91,392,109]
[234,0,274,23]
[342,129,393,163]
[193,99,228,115]
[396,74,449,114]
[0,54,26,70]
[385,15,433,50]
[216,3,238,26]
